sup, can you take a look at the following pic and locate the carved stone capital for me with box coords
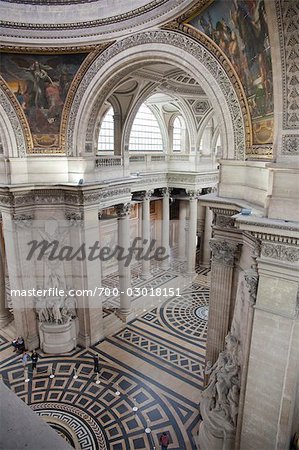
[161,187,172,197]
[209,239,241,266]
[142,190,153,201]
[186,189,201,199]
[115,203,132,218]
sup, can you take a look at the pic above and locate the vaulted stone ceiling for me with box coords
[0,0,208,47]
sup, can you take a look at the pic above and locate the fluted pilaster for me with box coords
[205,238,241,367]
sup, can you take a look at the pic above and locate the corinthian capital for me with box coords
[115,203,132,218]
[142,190,153,201]
[209,239,241,266]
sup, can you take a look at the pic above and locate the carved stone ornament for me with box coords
[67,30,246,159]
[198,332,241,446]
[261,242,299,262]
[209,239,240,266]
[186,189,201,199]
[215,214,235,229]
[115,203,132,218]
[282,135,299,155]
[65,211,84,222]
[244,269,259,305]
[141,190,153,201]
[161,187,172,197]
[276,0,299,130]
[0,84,28,157]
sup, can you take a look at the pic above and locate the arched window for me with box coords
[129,104,163,152]
[98,107,114,152]
[172,116,185,152]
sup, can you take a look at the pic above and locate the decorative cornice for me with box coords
[0,0,169,30]
[261,242,299,263]
[209,239,241,266]
[65,211,84,221]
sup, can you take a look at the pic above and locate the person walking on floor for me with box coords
[93,353,100,374]
[31,350,40,371]
[159,431,170,450]
[22,352,29,368]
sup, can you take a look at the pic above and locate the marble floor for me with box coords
[0,267,210,450]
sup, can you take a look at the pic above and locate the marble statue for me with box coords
[197,332,241,450]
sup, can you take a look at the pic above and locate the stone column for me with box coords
[205,239,240,366]
[186,191,199,275]
[202,206,213,267]
[240,239,299,450]
[141,190,152,279]
[196,201,206,265]
[0,223,12,327]
[161,188,170,270]
[178,200,187,261]
[116,203,132,318]
[68,206,104,348]
[1,211,39,350]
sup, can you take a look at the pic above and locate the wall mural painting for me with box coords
[190,0,274,144]
[0,53,87,149]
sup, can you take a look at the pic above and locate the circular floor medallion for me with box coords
[194,305,209,321]
[31,403,107,450]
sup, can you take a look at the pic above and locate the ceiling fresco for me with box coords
[0,52,87,150]
[190,0,274,145]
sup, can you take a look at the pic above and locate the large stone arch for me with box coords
[0,84,28,158]
[66,30,247,160]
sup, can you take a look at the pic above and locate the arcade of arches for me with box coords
[0,1,298,450]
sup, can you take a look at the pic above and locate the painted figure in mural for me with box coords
[193,0,273,120]
[24,61,54,109]
[0,53,86,147]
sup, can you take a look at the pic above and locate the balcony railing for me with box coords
[95,156,122,167]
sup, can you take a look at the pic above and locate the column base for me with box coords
[116,309,134,323]
[0,312,13,329]
[141,271,152,280]
[78,332,91,348]
[25,334,40,352]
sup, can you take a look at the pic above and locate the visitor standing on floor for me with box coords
[31,350,39,371]
[159,431,170,450]
[22,352,29,368]
[93,353,100,373]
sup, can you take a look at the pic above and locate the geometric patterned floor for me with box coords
[0,268,209,450]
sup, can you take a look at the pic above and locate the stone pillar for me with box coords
[240,239,299,450]
[141,190,152,279]
[0,223,12,327]
[186,190,199,275]
[116,203,132,318]
[161,188,170,270]
[178,200,187,261]
[1,211,39,350]
[202,206,213,267]
[205,239,240,366]
[196,201,206,265]
[68,206,104,348]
